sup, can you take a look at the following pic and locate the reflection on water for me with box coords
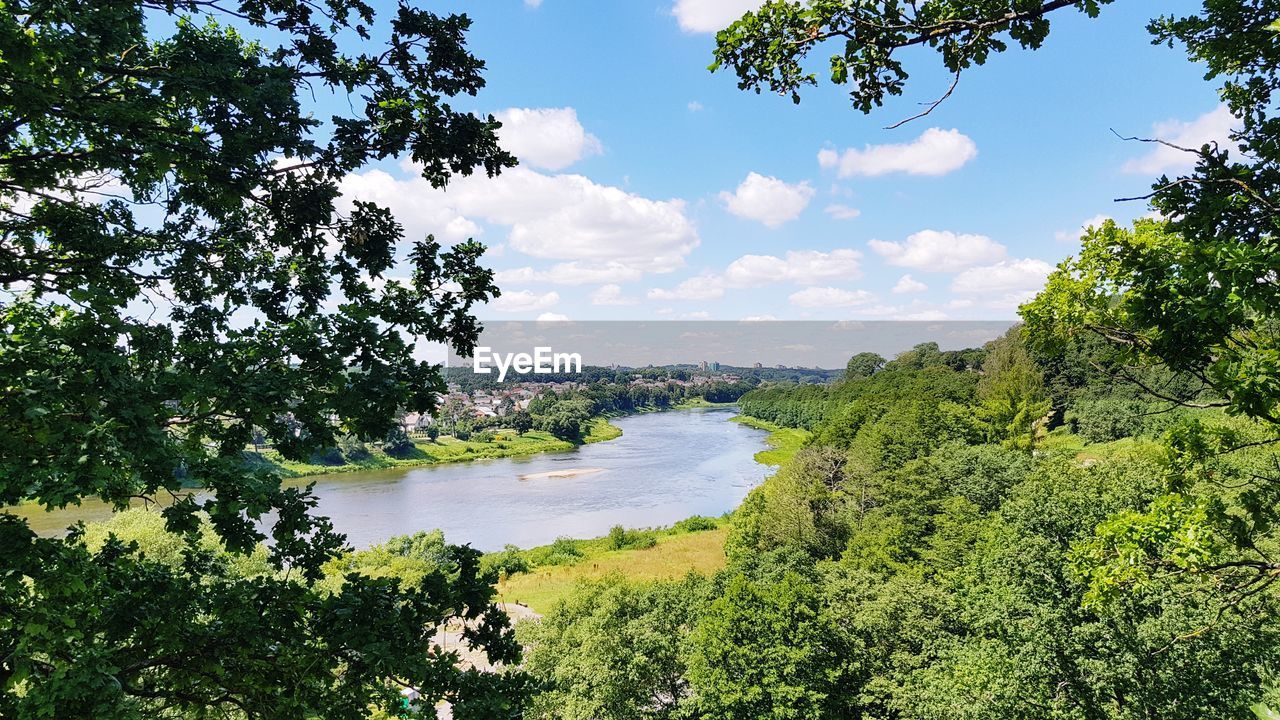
[11,407,770,551]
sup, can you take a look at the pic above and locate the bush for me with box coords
[607,524,628,550]
[454,424,473,441]
[473,430,495,444]
[673,515,720,533]
[607,525,658,551]
[1067,398,1147,443]
[338,436,372,462]
[309,446,344,466]
[381,427,416,458]
[482,544,530,579]
[532,536,583,567]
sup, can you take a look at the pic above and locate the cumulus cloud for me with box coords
[490,290,560,313]
[868,230,1006,272]
[672,0,764,32]
[818,128,977,177]
[340,166,699,275]
[1054,214,1112,243]
[892,274,928,294]
[536,312,570,321]
[590,284,640,306]
[723,249,862,287]
[337,169,481,243]
[951,258,1054,295]
[1122,105,1236,175]
[789,287,875,308]
[688,101,704,112]
[719,172,814,228]
[647,274,726,301]
[494,107,602,171]
[495,261,643,286]
[824,203,861,220]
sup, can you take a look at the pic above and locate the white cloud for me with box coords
[1054,214,1112,243]
[818,128,977,177]
[590,284,639,306]
[682,310,712,320]
[740,314,778,321]
[536,312,570,321]
[788,287,875,308]
[868,230,1006,272]
[719,172,814,228]
[494,107,602,171]
[824,203,861,220]
[688,101,704,112]
[495,261,643,286]
[672,0,764,32]
[337,169,480,243]
[340,166,699,275]
[951,258,1054,295]
[1122,105,1235,175]
[647,274,726,301]
[723,249,862,287]
[490,290,560,313]
[892,274,928,294]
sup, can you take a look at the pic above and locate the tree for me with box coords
[844,352,884,380]
[711,1,1114,120]
[0,1,529,717]
[522,574,706,720]
[976,327,1050,449]
[712,0,1280,622]
[509,410,535,436]
[534,397,594,443]
[686,573,855,720]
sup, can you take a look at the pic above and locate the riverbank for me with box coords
[490,414,806,612]
[258,417,623,479]
[729,415,811,465]
[493,518,731,613]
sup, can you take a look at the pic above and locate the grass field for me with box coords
[260,417,622,479]
[730,415,811,465]
[494,525,730,613]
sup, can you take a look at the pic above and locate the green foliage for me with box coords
[844,351,885,379]
[686,572,855,720]
[533,396,594,442]
[522,574,708,720]
[711,0,1113,111]
[672,515,721,533]
[606,524,659,551]
[0,0,530,715]
[975,327,1051,448]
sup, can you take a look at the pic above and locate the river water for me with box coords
[13,407,771,551]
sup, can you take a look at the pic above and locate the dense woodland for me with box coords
[522,329,1280,718]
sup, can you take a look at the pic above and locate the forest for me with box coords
[520,324,1280,718]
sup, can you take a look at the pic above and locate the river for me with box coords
[13,407,771,551]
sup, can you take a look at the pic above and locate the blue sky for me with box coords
[338,0,1224,321]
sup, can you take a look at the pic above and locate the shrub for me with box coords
[673,515,720,533]
[309,446,344,466]
[482,545,530,579]
[473,430,495,444]
[338,436,372,462]
[607,525,658,551]
[381,427,416,458]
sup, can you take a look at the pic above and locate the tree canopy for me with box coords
[0,0,529,716]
